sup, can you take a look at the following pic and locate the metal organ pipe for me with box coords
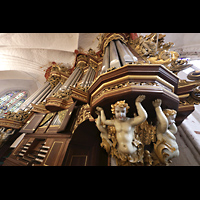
[85,67,93,87]
[70,68,83,87]
[109,40,121,69]
[72,69,83,87]
[18,81,50,111]
[60,67,79,91]
[115,40,134,65]
[31,84,51,105]
[101,44,110,74]
[122,43,138,62]
[81,66,96,88]
[80,70,88,87]
[99,39,138,76]
[88,69,95,86]
[82,67,91,87]
[46,82,62,98]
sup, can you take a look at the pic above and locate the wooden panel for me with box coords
[44,141,63,166]
[19,113,46,134]
[57,101,77,133]
[89,64,179,95]
[42,138,71,166]
[63,120,108,166]
[70,155,88,166]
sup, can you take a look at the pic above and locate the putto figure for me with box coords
[96,95,147,165]
[152,99,179,165]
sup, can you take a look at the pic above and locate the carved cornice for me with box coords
[47,63,71,88]
[70,87,88,104]
[0,118,24,129]
[45,97,73,112]
[88,64,180,122]
[31,103,50,114]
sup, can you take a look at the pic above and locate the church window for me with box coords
[0,90,28,118]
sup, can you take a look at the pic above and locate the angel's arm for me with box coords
[152,99,168,134]
[130,95,148,126]
[96,107,114,126]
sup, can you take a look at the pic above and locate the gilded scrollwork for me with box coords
[47,62,71,89]
[184,85,200,105]
[5,108,31,122]
[179,79,200,106]
[130,33,193,74]
[92,81,160,104]
[72,104,92,134]
[135,120,156,146]
[52,89,72,101]
[98,33,129,55]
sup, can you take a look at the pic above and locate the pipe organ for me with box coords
[18,81,51,111]
[1,33,200,166]
[100,39,138,75]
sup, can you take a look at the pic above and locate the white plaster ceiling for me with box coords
[0,33,200,96]
[0,33,100,86]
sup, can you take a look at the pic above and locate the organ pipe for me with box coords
[18,81,50,111]
[122,43,138,62]
[109,40,121,69]
[115,40,134,65]
[101,44,110,74]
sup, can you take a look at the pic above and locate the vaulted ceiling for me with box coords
[0,33,100,85]
[0,33,200,96]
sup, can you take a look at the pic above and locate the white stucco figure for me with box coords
[96,95,147,164]
[152,99,179,165]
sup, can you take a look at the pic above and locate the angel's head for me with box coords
[163,109,177,125]
[111,100,130,121]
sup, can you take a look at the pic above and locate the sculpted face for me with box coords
[115,106,127,121]
[167,114,176,125]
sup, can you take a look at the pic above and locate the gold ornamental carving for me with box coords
[99,33,129,55]
[130,33,193,74]
[47,63,71,89]
[72,104,92,134]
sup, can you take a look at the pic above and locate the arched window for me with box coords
[0,90,28,118]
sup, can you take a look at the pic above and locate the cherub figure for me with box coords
[96,95,147,164]
[152,99,179,165]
